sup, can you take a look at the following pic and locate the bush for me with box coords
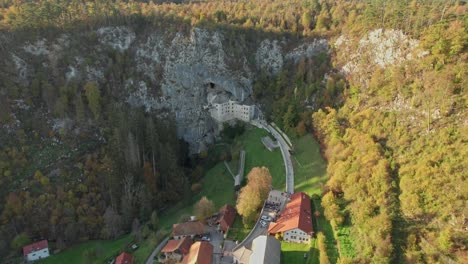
[191,183,203,194]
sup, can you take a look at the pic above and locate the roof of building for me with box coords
[116,252,133,264]
[182,241,213,264]
[23,240,48,256]
[161,237,193,255]
[250,235,281,264]
[232,246,252,264]
[173,221,206,237]
[268,192,313,234]
[217,204,236,232]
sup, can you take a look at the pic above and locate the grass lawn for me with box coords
[226,216,250,242]
[281,241,318,264]
[158,162,237,231]
[312,199,339,263]
[291,134,328,196]
[231,126,285,189]
[132,239,155,264]
[38,235,132,264]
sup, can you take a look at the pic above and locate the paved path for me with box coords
[266,123,294,194]
[224,160,236,179]
[232,205,269,251]
[271,122,293,149]
[234,150,245,186]
[145,236,169,264]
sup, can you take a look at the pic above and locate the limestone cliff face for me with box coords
[334,29,425,85]
[3,26,329,152]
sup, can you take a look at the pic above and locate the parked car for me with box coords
[201,235,211,241]
[260,220,267,228]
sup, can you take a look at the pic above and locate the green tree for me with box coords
[150,210,159,230]
[84,82,101,119]
[11,233,31,251]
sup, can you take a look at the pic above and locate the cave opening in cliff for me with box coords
[209,82,215,88]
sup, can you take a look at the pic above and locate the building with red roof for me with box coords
[23,240,50,261]
[172,221,207,240]
[216,204,236,233]
[182,241,213,264]
[268,192,313,243]
[159,237,193,263]
[116,252,133,264]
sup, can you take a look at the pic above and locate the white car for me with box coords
[260,220,267,227]
[261,215,272,222]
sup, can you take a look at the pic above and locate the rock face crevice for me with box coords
[4,26,330,153]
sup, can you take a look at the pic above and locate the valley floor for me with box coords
[38,127,340,264]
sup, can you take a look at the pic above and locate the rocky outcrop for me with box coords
[5,26,330,153]
[335,29,425,83]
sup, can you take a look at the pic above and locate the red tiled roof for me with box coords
[268,192,313,234]
[116,252,133,264]
[182,241,213,264]
[23,240,48,256]
[218,204,236,232]
[173,221,206,237]
[161,237,193,255]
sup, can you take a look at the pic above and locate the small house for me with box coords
[215,204,236,233]
[159,237,193,263]
[23,240,50,262]
[116,252,133,264]
[172,221,206,240]
[182,241,213,264]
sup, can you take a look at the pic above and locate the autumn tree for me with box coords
[84,81,101,119]
[194,196,216,222]
[236,167,272,226]
[317,232,330,264]
[301,11,313,32]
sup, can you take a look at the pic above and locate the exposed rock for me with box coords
[159,28,250,152]
[126,80,168,112]
[285,39,329,63]
[11,53,30,83]
[66,66,78,81]
[23,38,50,56]
[256,39,283,75]
[9,26,329,153]
[97,26,136,51]
[335,29,422,78]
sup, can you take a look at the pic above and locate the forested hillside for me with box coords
[0,0,466,263]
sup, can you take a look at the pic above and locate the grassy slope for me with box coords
[232,126,285,189]
[38,235,132,264]
[292,135,328,196]
[226,217,250,242]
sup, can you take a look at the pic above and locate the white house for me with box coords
[23,240,50,262]
[210,100,255,123]
[268,192,314,244]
